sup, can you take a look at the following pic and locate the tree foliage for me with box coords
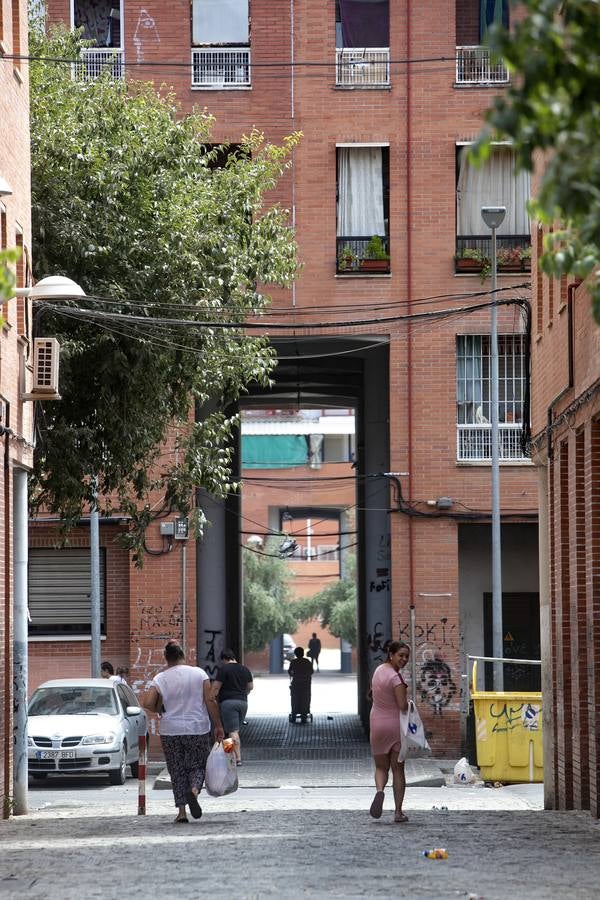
[243,540,298,652]
[29,25,300,561]
[0,248,19,305]
[475,0,600,319]
[295,554,357,646]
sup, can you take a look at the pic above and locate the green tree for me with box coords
[0,248,19,310]
[475,0,600,319]
[29,26,300,561]
[295,554,357,646]
[243,539,298,652]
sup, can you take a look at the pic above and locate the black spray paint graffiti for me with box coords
[419,658,457,715]
[201,629,223,679]
[399,618,456,649]
[490,702,541,734]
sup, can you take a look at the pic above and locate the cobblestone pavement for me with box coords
[2,772,599,900]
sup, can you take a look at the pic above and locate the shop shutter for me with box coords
[28,548,106,635]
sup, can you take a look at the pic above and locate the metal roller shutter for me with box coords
[28,548,106,635]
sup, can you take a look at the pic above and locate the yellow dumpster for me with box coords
[470,660,543,783]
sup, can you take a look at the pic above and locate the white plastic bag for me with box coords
[398,700,431,762]
[453,757,476,784]
[204,741,239,797]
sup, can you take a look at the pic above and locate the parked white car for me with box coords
[28,678,147,785]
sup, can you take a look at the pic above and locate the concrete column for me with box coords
[12,468,28,816]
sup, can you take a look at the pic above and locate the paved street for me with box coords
[3,676,599,898]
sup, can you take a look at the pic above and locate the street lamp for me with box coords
[12,273,86,816]
[481,206,506,691]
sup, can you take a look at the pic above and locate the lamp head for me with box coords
[481,206,506,230]
[19,275,86,301]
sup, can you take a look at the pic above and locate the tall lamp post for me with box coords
[481,206,506,692]
[13,276,86,814]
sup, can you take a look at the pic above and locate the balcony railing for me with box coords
[337,236,390,275]
[191,48,251,88]
[455,234,531,274]
[335,48,390,87]
[76,48,124,81]
[457,424,529,462]
[456,46,508,84]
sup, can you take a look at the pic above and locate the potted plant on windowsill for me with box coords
[455,247,489,275]
[338,244,359,273]
[497,246,523,272]
[519,245,532,271]
[359,235,390,273]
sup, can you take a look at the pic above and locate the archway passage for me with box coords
[195,336,391,732]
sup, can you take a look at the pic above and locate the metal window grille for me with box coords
[456,334,529,461]
[191,48,251,87]
[75,48,124,81]
[316,545,340,561]
[455,46,508,84]
[335,48,390,86]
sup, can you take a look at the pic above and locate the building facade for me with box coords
[530,230,600,818]
[0,0,34,813]
[37,0,540,756]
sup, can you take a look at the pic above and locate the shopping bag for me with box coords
[453,757,476,784]
[398,700,431,762]
[204,741,239,797]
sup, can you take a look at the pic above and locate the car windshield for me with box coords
[29,687,118,717]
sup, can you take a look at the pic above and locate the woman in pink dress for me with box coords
[369,640,410,822]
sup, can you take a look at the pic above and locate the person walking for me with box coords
[368,640,410,823]
[142,639,224,824]
[307,632,322,671]
[211,649,253,766]
[288,646,313,723]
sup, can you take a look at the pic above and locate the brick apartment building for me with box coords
[0,0,34,813]
[530,235,600,818]
[36,0,541,757]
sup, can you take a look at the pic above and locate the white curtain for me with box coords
[193,0,249,44]
[337,147,385,236]
[457,146,530,235]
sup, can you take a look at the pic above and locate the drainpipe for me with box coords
[546,282,577,460]
[405,1,416,659]
[2,402,11,818]
[13,467,28,816]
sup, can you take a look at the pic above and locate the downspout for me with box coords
[290,0,296,309]
[2,402,11,818]
[405,2,416,646]
[546,282,577,460]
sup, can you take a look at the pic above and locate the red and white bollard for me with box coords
[138,734,147,816]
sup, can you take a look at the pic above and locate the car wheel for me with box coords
[129,759,139,778]
[109,743,127,785]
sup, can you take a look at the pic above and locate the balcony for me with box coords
[455,235,531,275]
[335,48,390,87]
[337,236,390,275]
[457,424,529,462]
[191,48,251,88]
[455,46,508,84]
[76,48,124,81]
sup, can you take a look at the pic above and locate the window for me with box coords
[74,2,124,80]
[455,145,530,269]
[192,0,249,45]
[456,334,529,461]
[335,0,389,48]
[335,0,390,86]
[11,0,20,69]
[336,146,390,274]
[28,547,106,636]
[478,0,509,42]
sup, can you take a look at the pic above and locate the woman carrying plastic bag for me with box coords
[204,739,239,797]
[398,699,431,762]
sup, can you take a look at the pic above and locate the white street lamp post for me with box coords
[481,206,506,692]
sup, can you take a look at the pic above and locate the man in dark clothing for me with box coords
[288,647,313,723]
[307,632,322,671]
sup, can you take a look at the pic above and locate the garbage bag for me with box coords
[204,741,239,797]
[453,757,476,784]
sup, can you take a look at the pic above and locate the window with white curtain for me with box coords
[192,0,249,45]
[456,145,530,237]
[456,334,526,425]
[337,146,387,237]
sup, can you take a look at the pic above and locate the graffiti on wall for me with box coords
[398,615,459,715]
[418,658,457,715]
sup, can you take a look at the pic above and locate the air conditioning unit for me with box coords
[22,338,61,400]
[33,338,60,392]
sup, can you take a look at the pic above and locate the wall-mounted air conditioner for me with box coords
[22,338,61,401]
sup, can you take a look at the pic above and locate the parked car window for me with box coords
[29,687,118,716]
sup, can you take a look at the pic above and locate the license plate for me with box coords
[36,750,76,760]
